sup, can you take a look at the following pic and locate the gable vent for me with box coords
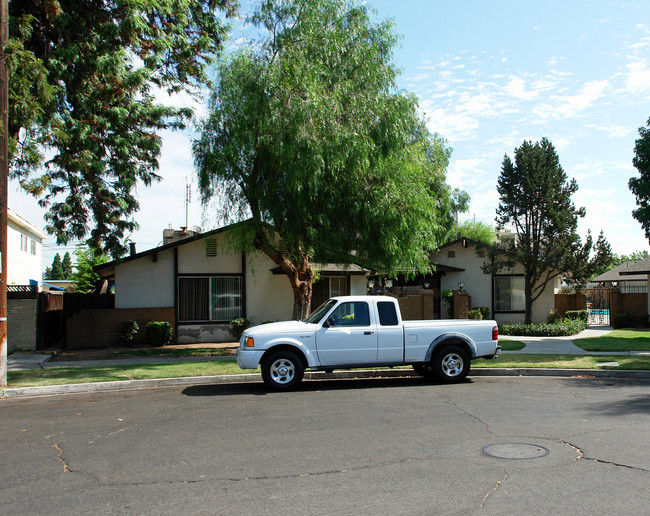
[205,238,217,257]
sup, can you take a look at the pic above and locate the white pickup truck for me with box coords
[237,296,500,390]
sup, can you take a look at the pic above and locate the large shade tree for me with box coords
[8,0,237,257]
[629,117,650,240]
[194,0,453,319]
[489,138,611,323]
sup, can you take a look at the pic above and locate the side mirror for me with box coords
[323,317,335,328]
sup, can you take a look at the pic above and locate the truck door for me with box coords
[376,300,404,362]
[316,300,378,365]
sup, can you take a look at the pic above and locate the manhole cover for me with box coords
[483,443,550,460]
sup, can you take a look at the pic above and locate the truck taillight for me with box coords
[492,326,499,341]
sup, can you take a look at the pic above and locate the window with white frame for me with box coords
[178,276,243,322]
[20,234,28,252]
[30,239,37,255]
[494,276,525,312]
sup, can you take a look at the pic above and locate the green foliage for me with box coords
[8,0,236,258]
[475,306,490,320]
[466,308,483,320]
[440,289,454,318]
[630,117,650,239]
[230,318,252,340]
[604,250,650,273]
[45,253,64,280]
[489,138,612,323]
[612,313,649,329]
[120,320,140,346]
[70,247,108,293]
[194,0,452,319]
[565,310,588,322]
[455,220,495,245]
[145,321,174,347]
[499,319,587,337]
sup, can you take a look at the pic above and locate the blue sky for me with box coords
[11,0,650,265]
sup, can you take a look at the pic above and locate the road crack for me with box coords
[479,472,508,509]
[562,440,650,472]
[51,443,101,484]
[443,400,499,437]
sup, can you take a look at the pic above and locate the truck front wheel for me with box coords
[261,350,304,391]
[432,345,470,383]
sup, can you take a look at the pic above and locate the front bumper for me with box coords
[236,348,264,370]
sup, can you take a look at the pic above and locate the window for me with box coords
[330,301,370,326]
[20,234,28,252]
[178,276,242,322]
[494,276,525,312]
[377,301,399,326]
[30,239,36,255]
[329,277,346,297]
[447,250,456,258]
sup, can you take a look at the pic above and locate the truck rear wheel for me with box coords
[432,345,470,383]
[261,350,304,391]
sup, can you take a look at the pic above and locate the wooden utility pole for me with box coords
[0,0,8,387]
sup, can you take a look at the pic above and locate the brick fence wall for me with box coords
[385,291,434,320]
[66,308,175,349]
[610,291,647,316]
[8,298,38,352]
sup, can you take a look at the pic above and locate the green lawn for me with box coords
[575,329,650,352]
[8,361,257,388]
[474,354,650,370]
[498,339,526,351]
[7,354,650,389]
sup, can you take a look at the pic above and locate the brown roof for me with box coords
[591,261,648,282]
[616,257,650,276]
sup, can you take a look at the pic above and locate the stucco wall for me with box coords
[115,250,175,309]
[433,241,560,324]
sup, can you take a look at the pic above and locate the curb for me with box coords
[3,367,650,398]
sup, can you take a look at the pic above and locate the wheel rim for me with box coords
[269,358,296,384]
[441,352,464,377]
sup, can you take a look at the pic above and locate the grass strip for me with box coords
[8,355,650,389]
[474,354,650,370]
[498,339,526,351]
[112,347,234,358]
[575,329,650,352]
[8,361,257,388]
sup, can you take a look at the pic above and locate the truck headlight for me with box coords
[246,337,255,348]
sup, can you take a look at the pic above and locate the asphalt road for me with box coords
[1,375,649,515]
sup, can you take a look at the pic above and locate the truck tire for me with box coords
[261,350,304,391]
[432,345,470,383]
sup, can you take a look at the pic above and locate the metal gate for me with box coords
[586,288,610,326]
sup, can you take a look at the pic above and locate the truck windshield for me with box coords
[304,299,337,324]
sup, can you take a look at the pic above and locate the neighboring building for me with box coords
[615,256,650,318]
[95,222,368,343]
[431,237,560,324]
[590,261,648,293]
[7,208,48,286]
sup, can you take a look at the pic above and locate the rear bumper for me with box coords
[494,345,502,358]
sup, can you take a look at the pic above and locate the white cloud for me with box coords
[532,80,608,121]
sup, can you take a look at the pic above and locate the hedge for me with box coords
[499,319,587,337]
[612,313,648,329]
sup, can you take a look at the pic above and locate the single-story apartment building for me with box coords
[95,223,368,343]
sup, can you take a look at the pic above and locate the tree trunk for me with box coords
[524,272,534,325]
[253,230,314,320]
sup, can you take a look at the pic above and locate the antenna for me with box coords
[185,178,191,230]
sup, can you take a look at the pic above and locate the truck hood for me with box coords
[246,320,316,337]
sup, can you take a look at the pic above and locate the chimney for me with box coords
[129,242,137,256]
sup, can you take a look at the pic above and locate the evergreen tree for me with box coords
[8,0,237,257]
[61,252,73,279]
[489,138,611,323]
[629,117,650,240]
[71,248,108,293]
[49,253,64,280]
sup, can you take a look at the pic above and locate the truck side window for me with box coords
[330,302,370,326]
[377,301,399,326]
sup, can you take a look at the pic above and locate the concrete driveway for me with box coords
[1,375,649,514]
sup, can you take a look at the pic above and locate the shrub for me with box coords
[466,309,483,320]
[565,310,588,322]
[476,306,490,320]
[230,318,252,339]
[499,319,587,337]
[546,310,560,324]
[120,320,139,345]
[612,312,648,329]
[145,321,173,346]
